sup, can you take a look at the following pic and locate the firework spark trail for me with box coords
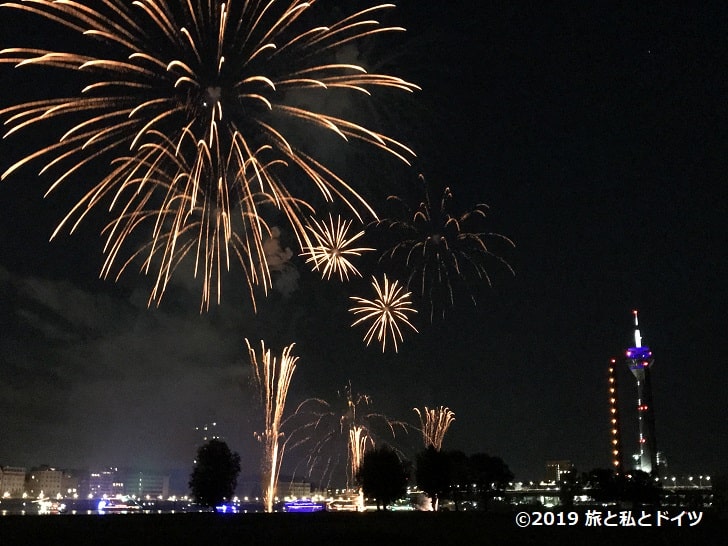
[349,273,418,352]
[376,175,514,321]
[247,338,299,513]
[300,214,373,281]
[414,406,455,451]
[92,133,285,310]
[348,425,370,485]
[289,384,407,489]
[0,1,419,309]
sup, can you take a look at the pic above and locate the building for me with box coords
[625,310,658,475]
[277,478,311,499]
[26,466,63,498]
[57,470,81,498]
[125,471,170,499]
[544,460,573,483]
[0,466,27,498]
[84,468,124,498]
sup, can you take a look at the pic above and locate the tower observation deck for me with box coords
[625,310,658,475]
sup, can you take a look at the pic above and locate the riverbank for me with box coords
[1,511,726,546]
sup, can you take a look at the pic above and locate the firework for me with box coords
[376,175,514,320]
[348,425,369,487]
[247,338,299,513]
[300,214,373,281]
[96,141,280,310]
[349,274,418,352]
[414,406,455,451]
[0,1,418,308]
[290,383,406,489]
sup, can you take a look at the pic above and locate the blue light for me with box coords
[283,500,326,513]
[215,503,239,514]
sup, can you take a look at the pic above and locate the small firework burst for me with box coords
[300,214,373,281]
[349,274,418,352]
[377,175,514,320]
[414,406,455,451]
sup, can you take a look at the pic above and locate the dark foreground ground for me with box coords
[1,511,726,546]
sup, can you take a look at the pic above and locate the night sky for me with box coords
[0,1,725,489]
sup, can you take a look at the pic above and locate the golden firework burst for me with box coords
[0,1,419,308]
[301,214,373,281]
[349,274,418,352]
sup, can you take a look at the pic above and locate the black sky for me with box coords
[0,1,726,487]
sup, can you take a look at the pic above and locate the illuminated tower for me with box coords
[607,359,623,474]
[625,310,657,475]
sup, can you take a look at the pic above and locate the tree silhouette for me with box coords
[447,450,471,511]
[469,453,513,511]
[415,446,451,510]
[189,439,241,508]
[582,467,660,508]
[582,468,626,504]
[356,445,408,510]
[623,470,661,509]
[415,450,513,511]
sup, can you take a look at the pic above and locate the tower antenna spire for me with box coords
[633,309,642,347]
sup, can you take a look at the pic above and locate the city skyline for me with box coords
[0,0,726,483]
